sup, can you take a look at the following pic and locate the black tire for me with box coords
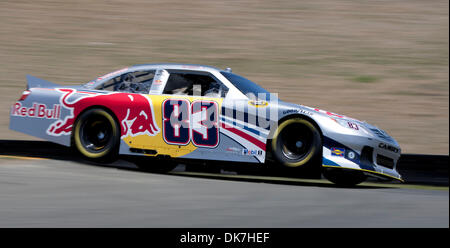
[73,108,120,163]
[322,168,367,187]
[134,158,178,173]
[271,117,322,170]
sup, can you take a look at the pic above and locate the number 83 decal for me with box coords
[162,99,219,148]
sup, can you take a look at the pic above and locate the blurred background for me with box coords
[0,0,448,154]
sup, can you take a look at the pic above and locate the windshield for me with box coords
[221,71,275,100]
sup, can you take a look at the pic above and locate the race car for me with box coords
[9,63,403,186]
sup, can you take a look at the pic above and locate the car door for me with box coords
[124,69,227,159]
[92,69,164,153]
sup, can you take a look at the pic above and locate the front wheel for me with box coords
[72,108,120,163]
[271,118,322,167]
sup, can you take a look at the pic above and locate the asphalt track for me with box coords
[0,141,448,227]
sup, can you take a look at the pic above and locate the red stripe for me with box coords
[32,88,98,95]
[76,91,98,95]
[221,122,266,151]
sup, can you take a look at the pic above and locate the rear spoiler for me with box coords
[26,75,60,89]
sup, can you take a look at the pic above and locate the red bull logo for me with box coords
[47,88,160,138]
[11,102,61,119]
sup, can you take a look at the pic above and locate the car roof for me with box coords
[83,63,232,92]
[130,63,222,73]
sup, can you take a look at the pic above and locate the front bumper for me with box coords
[321,134,403,182]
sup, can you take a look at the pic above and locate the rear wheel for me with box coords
[73,108,120,163]
[270,117,322,177]
[322,168,367,187]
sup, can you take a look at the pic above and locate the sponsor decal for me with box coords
[226,147,241,153]
[11,102,61,119]
[347,151,356,160]
[46,88,159,138]
[248,100,268,108]
[149,69,169,95]
[378,143,399,153]
[242,149,263,156]
[331,147,345,157]
[282,109,313,116]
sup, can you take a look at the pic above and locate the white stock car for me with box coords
[9,63,403,186]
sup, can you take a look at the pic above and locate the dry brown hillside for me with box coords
[0,0,448,154]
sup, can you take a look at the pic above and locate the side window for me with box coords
[162,72,228,97]
[97,70,155,94]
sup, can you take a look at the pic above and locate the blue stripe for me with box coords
[221,117,262,137]
[322,157,341,167]
[221,106,271,131]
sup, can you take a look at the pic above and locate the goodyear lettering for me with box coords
[283,109,313,115]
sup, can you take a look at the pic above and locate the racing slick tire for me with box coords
[270,117,322,177]
[72,108,120,163]
[134,158,178,173]
[322,168,367,187]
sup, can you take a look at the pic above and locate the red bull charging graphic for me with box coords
[46,88,160,138]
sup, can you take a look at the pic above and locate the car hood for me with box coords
[274,100,399,146]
